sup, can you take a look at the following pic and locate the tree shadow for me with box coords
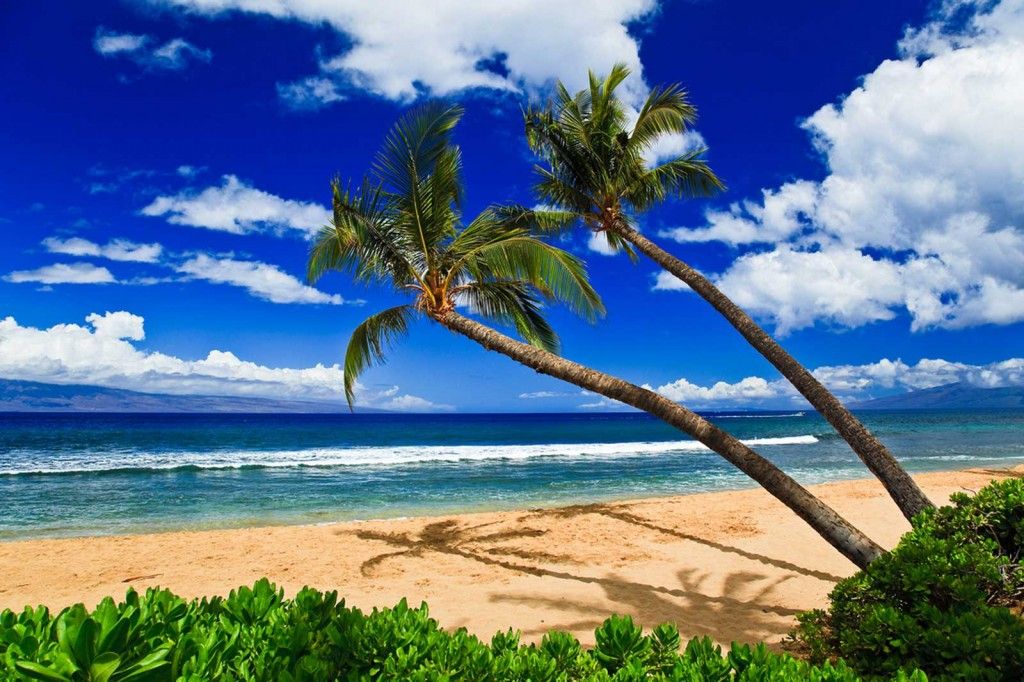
[967,467,1024,480]
[494,567,800,645]
[346,516,806,644]
[350,519,580,577]
[526,503,845,583]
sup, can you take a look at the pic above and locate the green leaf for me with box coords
[113,648,171,682]
[343,305,415,408]
[13,660,72,682]
[89,651,121,682]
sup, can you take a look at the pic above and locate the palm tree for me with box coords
[308,102,883,567]
[516,64,932,521]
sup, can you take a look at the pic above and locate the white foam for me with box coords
[715,412,806,419]
[0,435,820,476]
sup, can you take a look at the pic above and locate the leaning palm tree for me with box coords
[515,64,932,521]
[308,102,883,567]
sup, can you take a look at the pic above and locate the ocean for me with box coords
[1,409,1022,540]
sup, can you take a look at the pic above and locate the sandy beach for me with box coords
[1,465,1019,647]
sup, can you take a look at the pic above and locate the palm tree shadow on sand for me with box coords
[343,501,845,645]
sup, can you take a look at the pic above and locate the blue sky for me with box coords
[1,0,1022,412]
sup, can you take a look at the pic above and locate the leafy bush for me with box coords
[1,579,923,681]
[796,478,1024,681]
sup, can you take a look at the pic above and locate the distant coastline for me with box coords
[3,378,1022,413]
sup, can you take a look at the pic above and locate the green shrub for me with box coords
[2,578,920,681]
[796,478,1024,681]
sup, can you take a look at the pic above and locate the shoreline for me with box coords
[6,455,1024,543]
[2,464,1020,646]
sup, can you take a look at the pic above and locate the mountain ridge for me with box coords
[0,378,371,413]
[851,382,1024,410]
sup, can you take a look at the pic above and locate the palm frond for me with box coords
[343,305,416,408]
[488,205,579,235]
[629,83,696,151]
[373,103,464,265]
[533,168,596,216]
[308,179,417,288]
[466,235,605,322]
[373,102,464,195]
[456,280,558,352]
[625,151,725,210]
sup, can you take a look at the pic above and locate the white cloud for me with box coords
[4,263,116,285]
[812,356,1024,393]
[277,76,346,110]
[652,271,689,292]
[578,397,629,410]
[712,247,906,335]
[175,254,351,305]
[85,311,146,341]
[42,236,163,263]
[382,394,454,411]
[642,129,706,168]
[646,355,1024,408]
[660,0,1024,332]
[28,234,349,306]
[586,231,620,256]
[142,1,701,182]
[142,175,330,238]
[143,0,659,105]
[651,376,776,403]
[0,311,444,409]
[518,390,568,399]
[93,27,211,71]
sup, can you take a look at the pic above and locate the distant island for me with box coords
[0,379,356,413]
[2,378,1022,413]
[852,382,1024,410]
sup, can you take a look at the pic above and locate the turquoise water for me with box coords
[1,410,1022,540]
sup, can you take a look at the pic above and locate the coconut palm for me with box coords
[515,64,932,520]
[308,102,883,567]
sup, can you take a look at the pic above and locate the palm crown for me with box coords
[521,63,725,257]
[308,103,604,407]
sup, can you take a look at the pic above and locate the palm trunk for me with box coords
[610,222,933,521]
[437,310,884,568]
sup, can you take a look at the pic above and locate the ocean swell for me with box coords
[0,435,820,476]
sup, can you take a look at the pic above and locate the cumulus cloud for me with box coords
[85,311,146,341]
[4,263,116,285]
[141,175,330,238]
[93,27,211,71]
[0,311,444,409]
[175,254,353,305]
[650,376,776,404]
[142,1,698,171]
[149,0,658,104]
[660,0,1024,333]
[645,355,1024,408]
[42,237,163,263]
[712,247,905,335]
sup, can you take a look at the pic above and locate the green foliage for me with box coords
[796,478,1024,680]
[3,582,921,681]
